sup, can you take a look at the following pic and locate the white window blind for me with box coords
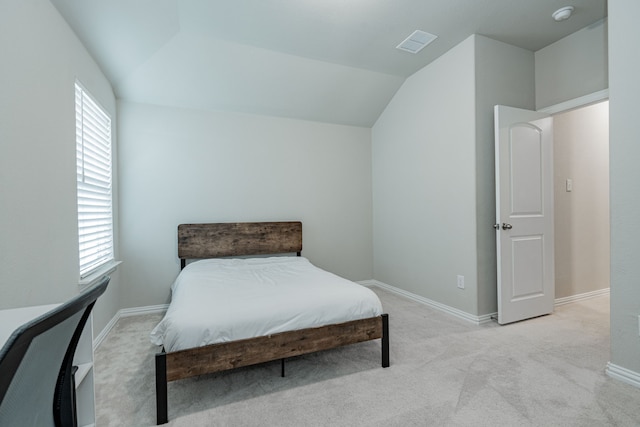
[75,82,114,278]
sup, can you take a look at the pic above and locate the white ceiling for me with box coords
[50,0,607,127]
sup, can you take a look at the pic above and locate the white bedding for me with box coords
[149,256,383,352]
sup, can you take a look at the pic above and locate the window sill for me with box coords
[79,260,122,289]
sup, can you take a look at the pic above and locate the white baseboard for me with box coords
[119,304,169,317]
[554,288,610,307]
[363,280,494,325]
[606,362,640,389]
[93,311,120,350]
[93,284,611,349]
[93,304,168,350]
[357,280,379,288]
[363,280,610,323]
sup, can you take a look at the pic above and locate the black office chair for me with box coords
[0,276,109,426]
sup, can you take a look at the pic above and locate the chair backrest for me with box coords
[0,276,109,427]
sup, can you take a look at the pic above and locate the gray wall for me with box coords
[372,35,534,317]
[0,1,120,334]
[372,36,478,315]
[554,101,610,299]
[609,0,640,377]
[535,19,608,110]
[474,36,535,315]
[118,101,373,307]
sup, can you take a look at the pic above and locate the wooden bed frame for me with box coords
[154,221,389,424]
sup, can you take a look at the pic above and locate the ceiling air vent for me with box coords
[396,30,438,54]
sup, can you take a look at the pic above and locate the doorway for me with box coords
[553,100,610,301]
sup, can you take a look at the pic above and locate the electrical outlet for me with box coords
[457,275,465,289]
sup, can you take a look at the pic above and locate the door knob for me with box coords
[502,223,513,230]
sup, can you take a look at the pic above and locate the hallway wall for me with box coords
[553,101,610,298]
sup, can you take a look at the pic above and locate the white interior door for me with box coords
[495,105,554,325]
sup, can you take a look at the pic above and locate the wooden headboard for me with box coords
[177,221,302,269]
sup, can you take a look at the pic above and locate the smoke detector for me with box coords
[396,30,438,54]
[552,6,574,22]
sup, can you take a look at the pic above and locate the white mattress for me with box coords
[150,256,383,352]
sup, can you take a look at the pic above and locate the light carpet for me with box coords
[94,287,640,426]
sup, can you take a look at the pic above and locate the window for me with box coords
[75,81,114,279]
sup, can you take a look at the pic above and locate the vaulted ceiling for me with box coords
[50,0,607,127]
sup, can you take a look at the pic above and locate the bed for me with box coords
[152,221,389,424]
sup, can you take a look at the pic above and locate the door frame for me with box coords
[510,89,610,310]
[490,89,610,322]
[537,89,608,115]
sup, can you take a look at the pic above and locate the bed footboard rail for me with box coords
[155,314,389,425]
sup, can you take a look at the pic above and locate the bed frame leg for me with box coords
[381,314,389,368]
[156,351,168,425]
[281,358,286,377]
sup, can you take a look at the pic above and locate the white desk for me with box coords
[0,303,96,427]
[0,303,60,348]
